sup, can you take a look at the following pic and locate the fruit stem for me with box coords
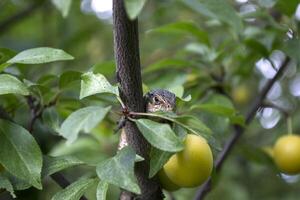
[287,117,293,135]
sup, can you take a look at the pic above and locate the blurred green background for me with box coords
[1,0,300,199]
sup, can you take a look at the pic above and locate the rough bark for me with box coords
[113,1,163,199]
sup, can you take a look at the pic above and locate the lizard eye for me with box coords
[153,96,160,104]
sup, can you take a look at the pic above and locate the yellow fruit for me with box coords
[158,168,180,191]
[273,135,300,175]
[161,134,213,188]
[232,85,250,105]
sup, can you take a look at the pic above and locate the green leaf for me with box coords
[124,0,147,20]
[51,0,72,18]
[0,174,16,198]
[43,107,60,133]
[191,104,245,126]
[191,104,235,117]
[7,47,73,65]
[80,72,119,99]
[192,95,245,126]
[42,155,84,177]
[96,146,140,194]
[244,39,269,57]
[174,115,212,137]
[0,48,16,71]
[275,0,299,16]
[229,114,245,126]
[174,124,188,140]
[143,59,197,74]
[147,21,210,45]
[185,43,219,61]
[283,38,300,64]
[131,112,212,140]
[91,61,116,77]
[206,94,234,107]
[59,71,82,89]
[0,74,29,96]
[5,174,31,191]
[134,119,184,152]
[51,178,97,200]
[37,74,58,86]
[59,106,111,144]
[96,181,109,200]
[0,119,43,189]
[169,85,191,102]
[50,137,108,165]
[181,0,243,33]
[149,148,172,178]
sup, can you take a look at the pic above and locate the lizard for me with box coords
[118,89,176,150]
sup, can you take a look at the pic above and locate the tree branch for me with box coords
[113,1,163,199]
[261,101,291,117]
[194,56,291,200]
[0,0,45,36]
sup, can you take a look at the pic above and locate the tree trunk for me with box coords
[112,0,163,199]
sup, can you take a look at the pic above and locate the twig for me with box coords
[26,95,58,132]
[0,0,45,36]
[267,58,278,71]
[194,56,290,200]
[261,101,290,117]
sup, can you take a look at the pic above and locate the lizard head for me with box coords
[144,89,176,113]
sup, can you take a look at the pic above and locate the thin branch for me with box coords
[267,58,278,71]
[26,95,58,132]
[261,101,290,117]
[26,95,40,132]
[0,0,45,36]
[244,57,290,124]
[194,56,290,200]
[50,173,72,189]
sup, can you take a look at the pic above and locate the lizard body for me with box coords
[118,89,176,150]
